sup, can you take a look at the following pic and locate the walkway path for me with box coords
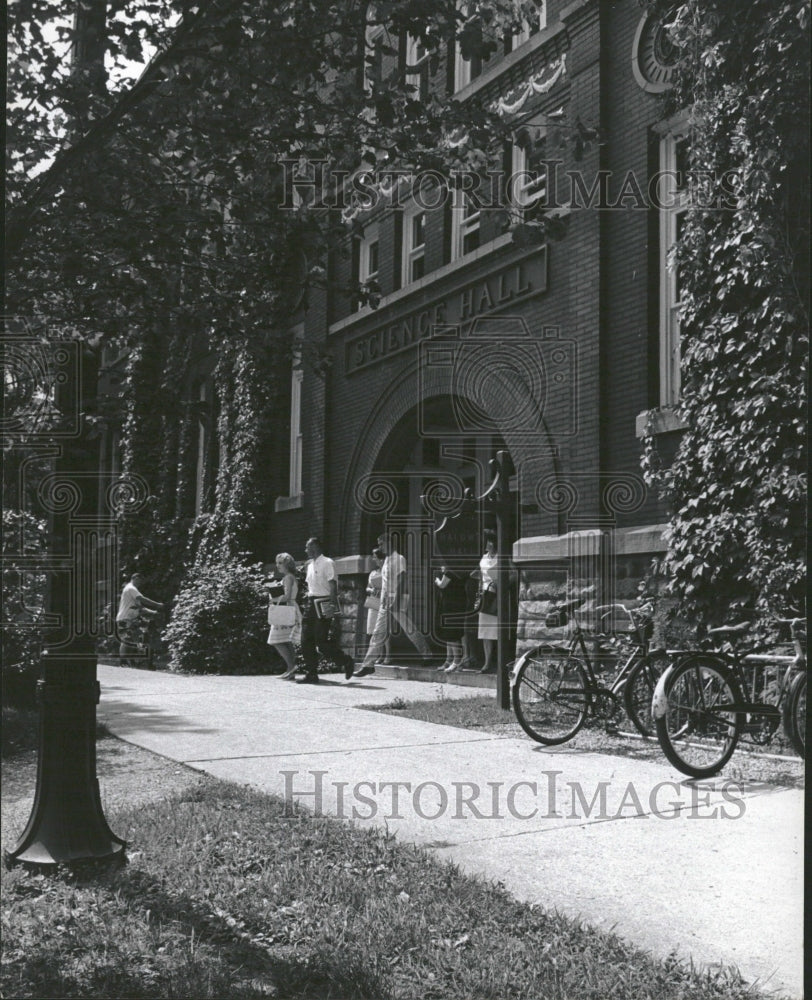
[97,664,804,998]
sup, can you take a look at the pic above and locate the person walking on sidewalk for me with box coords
[364,548,390,663]
[298,537,355,684]
[267,552,302,679]
[354,532,432,678]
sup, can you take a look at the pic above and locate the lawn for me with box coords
[1,719,782,999]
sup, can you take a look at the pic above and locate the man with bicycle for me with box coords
[116,572,164,667]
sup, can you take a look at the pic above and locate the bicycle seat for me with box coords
[707,621,751,638]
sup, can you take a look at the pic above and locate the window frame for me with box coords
[404,33,429,100]
[453,2,489,92]
[401,201,427,285]
[450,188,481,259]
[364,21,386,93]
[288,327,304,500]
[509,129,548,219]
[359,225,380,285]
[658,125,690,407]
[194,378,211,517]
[507,2,547,51]
[355,224,381,311]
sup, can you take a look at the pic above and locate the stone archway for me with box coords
[338,349,562,551]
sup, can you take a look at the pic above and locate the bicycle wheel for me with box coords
[623,651,669,738]
[783,671,806,758]
[655,654,743,778]
[513,648,590,745]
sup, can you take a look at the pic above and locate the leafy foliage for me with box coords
[163,560,270,674]
[642,0,809,628]
[7,0,552,595]
[1,510,48,709]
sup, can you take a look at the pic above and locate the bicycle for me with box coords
[117,607,161,670]
[511,598,667,745]
[652,616,806,778]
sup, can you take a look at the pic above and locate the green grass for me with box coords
[364,694,514,731]
[1,777,778,1000]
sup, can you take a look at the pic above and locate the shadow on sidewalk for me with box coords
[99,698,219,738]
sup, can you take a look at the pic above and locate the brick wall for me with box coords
[285,0,675,573]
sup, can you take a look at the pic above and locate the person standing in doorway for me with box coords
[354,532,432,677]
[478,531,499,673]
[434,564,466,672]
[299,537,355,684]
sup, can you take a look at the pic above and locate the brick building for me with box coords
[239,0,687,659]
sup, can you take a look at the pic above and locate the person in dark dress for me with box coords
[434,564,467,672]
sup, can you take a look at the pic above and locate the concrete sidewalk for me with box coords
[97,663,804,998]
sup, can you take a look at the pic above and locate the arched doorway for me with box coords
[357,396,506,653]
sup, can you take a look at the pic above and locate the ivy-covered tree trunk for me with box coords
[196,334,286,566]
[643,0,809,627]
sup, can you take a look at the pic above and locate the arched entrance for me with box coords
[355,396,506,652]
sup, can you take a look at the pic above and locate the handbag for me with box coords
[474,586,497,616]
[268,603,297,627]
[364,594,381,611]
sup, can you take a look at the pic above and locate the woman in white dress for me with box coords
[478,531,498,674]
[267,552,301,679]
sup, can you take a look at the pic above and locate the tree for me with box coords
[641,0,809,627]
[7,0,550,580]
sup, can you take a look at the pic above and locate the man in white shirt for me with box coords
[116,572,164,664]
[298,536,355,684]
[354,532,432,677]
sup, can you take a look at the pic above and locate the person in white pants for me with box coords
[353,532,432,677]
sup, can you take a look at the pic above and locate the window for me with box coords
[363,238,379,283]
[453,2,491,91]
[405,33,429,100]
[659,126,689,406]
[507,1,547,52]
[288,334,304,499]
[510,128,548,218]
[402,203,426,284]
[450,190,481,258]
[195,378,214,516]
[355,225,380,311]
[365,22,385,93]
[289,366,303,498]
[274,328,305,512]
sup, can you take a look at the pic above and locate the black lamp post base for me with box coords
[3,671,127,873]
[4,842,126,873]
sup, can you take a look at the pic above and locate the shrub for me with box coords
[2,509,47,709]
[164,560,271,674]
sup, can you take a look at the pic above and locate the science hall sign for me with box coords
[345,247,548,374]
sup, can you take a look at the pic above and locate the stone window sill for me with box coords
[635,407,687,439]
[274,494,304,513]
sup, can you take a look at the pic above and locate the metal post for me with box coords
[4,343,125,870]
[490,451,515,710]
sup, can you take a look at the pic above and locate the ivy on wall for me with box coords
[641,1,809,627]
